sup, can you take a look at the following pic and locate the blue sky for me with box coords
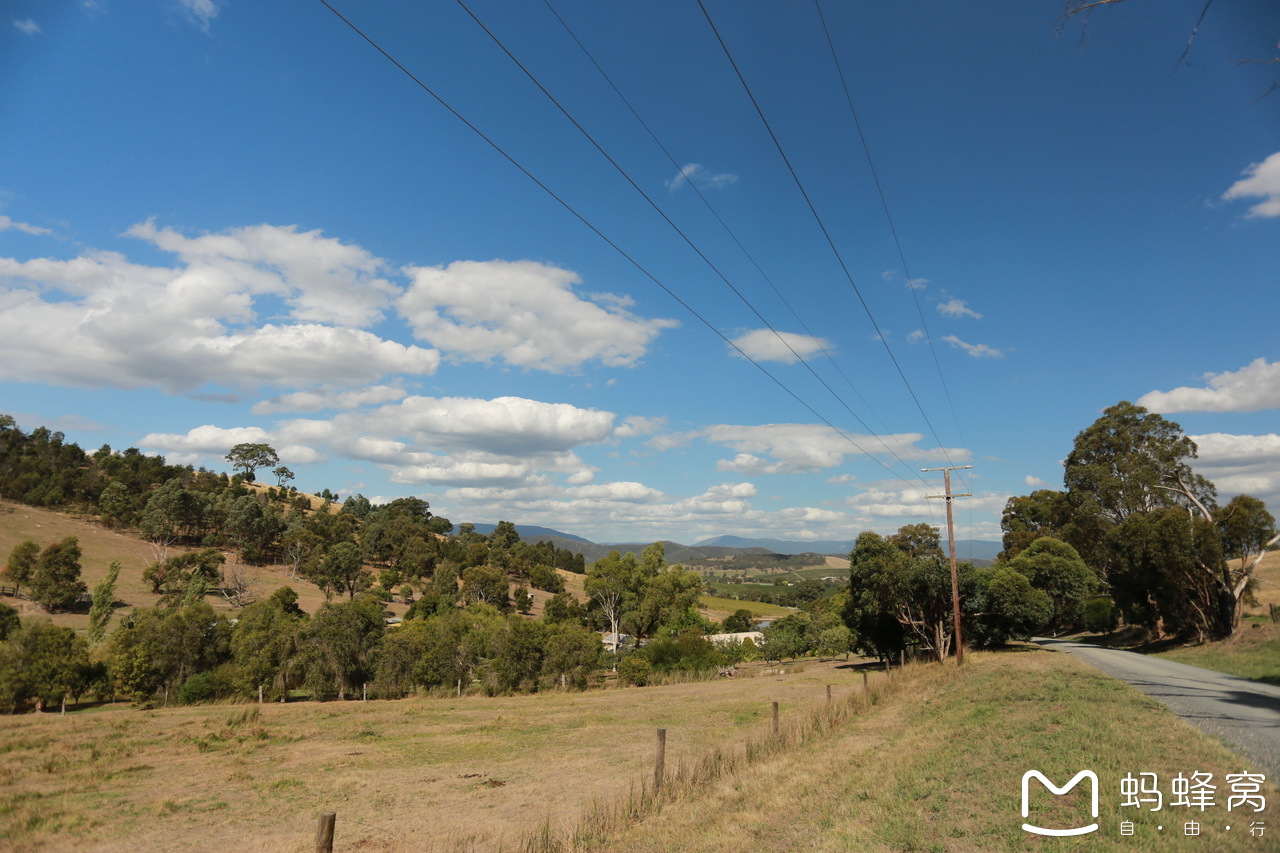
[1,0,1277,546]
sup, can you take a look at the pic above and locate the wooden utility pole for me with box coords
[922,465,972,666]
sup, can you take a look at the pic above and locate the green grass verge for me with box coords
[1155,619,1280,687]
[598,647,1277,852]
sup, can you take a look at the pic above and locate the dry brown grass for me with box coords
[0,500,408,628]
[0,656,875,851]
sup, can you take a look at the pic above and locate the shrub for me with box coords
[1083,596,1119,634]
[617,656,652,687]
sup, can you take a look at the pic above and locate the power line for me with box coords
[539,0,933,492]
[811,0,974,501]
[541,0,930,488]
[453,0,935,494]
[315,0,929,496]
[696,0,964,483]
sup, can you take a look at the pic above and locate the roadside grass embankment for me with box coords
[592,647,1278,853]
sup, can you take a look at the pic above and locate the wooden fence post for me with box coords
[826,684,832,703]
[771,701,779,735]
[861,670,869,693]
[654,728,666,793]
[316,812,335,853]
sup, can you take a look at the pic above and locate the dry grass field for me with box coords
[3,649,1275,852]
[0,657,876,852]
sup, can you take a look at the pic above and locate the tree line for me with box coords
[842,402,1277,664]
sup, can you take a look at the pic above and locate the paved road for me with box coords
[1033,637,1280,779]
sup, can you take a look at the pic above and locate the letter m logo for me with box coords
[1021,770,1099,837]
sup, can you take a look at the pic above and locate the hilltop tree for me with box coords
[225,443,279,482]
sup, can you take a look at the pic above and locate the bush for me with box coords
[178,671,215,705]
[617,656,652,687]
[1083,596,1119,634]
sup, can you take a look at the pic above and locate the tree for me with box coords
[4,540,39,592]
[542,590,586,625]
[230,587,307,700]
[300,595,385,701]
[0,603,18,641]
[963,567,1052,646]
[310,542,369,600]
[1218,495,1277,571]
[722,609,755,633]
[461,565,510,609]
[887,522,942,558]
[1107,508,1231,640]
[1004,538,1101,630]
[225,443,279,482]
[272,466,294,487]
[109,601,231,705]
[1061,0,1279,100]
[585,551,637,653]
[999,489,1069,560]
[87,560,121,645]
[28,537,87,612]
[843,532,908,663]
[0,620,91,712]
[1063,401,1214,527]
[97,480,135,528]
[514,587,534,614]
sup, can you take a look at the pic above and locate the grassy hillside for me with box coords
[0,499,406,630]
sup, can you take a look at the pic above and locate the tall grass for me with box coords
[520,664,910,852]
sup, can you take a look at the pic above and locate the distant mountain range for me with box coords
[466,522,1003,564]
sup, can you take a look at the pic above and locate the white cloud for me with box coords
[179,0,218,31]
[942,335,1003,358]
[251,385,408,415]
[1190,433,1280,506]
[908,278,928,290]
[0,222,439,393]
[613,415,667,439]
[1024,475,1048,487]
[127,220,398,327]
[399,259,676,372]
[729,329,831,364]
[1137,358,1280,413]
[937,299,982,319]
[137,423,321,466]
[12,18,41,36]
[664,163,739,192]
[907,330,927,344]
[0,215,50,235]
[1222,151,1280,218]
[703,423,963,473]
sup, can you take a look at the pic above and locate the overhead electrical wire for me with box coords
[455,0,936,493]
[810,0,976,547]
[696,0,967,485]
[539,0,934,492]
[314,0,931,497]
